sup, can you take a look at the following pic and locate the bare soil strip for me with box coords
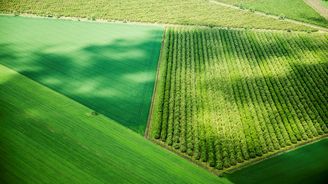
[304,0,328,19]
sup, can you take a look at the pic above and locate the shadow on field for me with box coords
[189,29,328,126]
[198,31,327,170]
[222,62,327,138]
[0,29,162,134]
[209,61,328,111]
[155,28,327,178]
[191,62,327,163]
[210,29,328,66]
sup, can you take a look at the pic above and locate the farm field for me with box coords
[0,15,163,134]
[1,0,328,183]
[0,64,231,184]
[227,138,328,184]
[150,27,328,172]
[0,0,315,31]
[216,0,328,28]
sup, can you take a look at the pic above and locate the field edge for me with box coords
[144,27,167,138]
[148,129,328,175]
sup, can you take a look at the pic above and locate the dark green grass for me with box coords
[0,64,231,184]
[0,15,163,134]
[218,0,328,28]
[226,138,328,184]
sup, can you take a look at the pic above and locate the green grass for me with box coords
[0,0,314,31]
[322,0,328,8]
[0,64,232,184]
[217,0,328,27]
[150,27,328,172]
[0,15,163,134]
[226,138,328,184]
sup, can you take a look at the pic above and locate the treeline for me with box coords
[151,27,328,170]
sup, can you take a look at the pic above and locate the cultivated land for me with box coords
[227,138,328,184]
[217,0,328,27]
[0,0,316,31]
[1,0,328,183]
[0,65,231,184]
[150,27,328,172]
[0,15,163,134]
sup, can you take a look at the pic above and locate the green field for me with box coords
[0,64,231,184]
[227,138,328,184]
[0,15,163,134]
[322,0,328,8]
[217,0,328,27]
[0,0,314,31]
[1,1,328,183]
[150,27,328,172]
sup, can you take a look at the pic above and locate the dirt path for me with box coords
[304,0,328,19]
[210,0,328,32]
[144,27,166,138]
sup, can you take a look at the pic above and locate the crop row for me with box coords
[151,27,328,170]
[0,0,313,31]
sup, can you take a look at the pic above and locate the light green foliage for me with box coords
[227,138,328,184]
[321,0,328,8]
[0,65,231,184]
[0,0,314,31]
[151,27,328,171]
[0,15,163,134]
[217,0,328,27]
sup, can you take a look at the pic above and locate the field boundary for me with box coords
[1,12,327,33]
[304,0,328,19]
[149,134,328,175]
[144,27,167,138]
[223,135,328,174]
[210,0,328,32]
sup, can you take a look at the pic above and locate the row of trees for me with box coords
[151,27,328,170]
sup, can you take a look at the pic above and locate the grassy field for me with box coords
[0,64,232,184]
[321,0,328,8]
[1,1,327,183]
[217,0,328,27]
[227,138,328,184]
[150,27,328,172]
[0,15,163,134]
[0,0,314,31]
